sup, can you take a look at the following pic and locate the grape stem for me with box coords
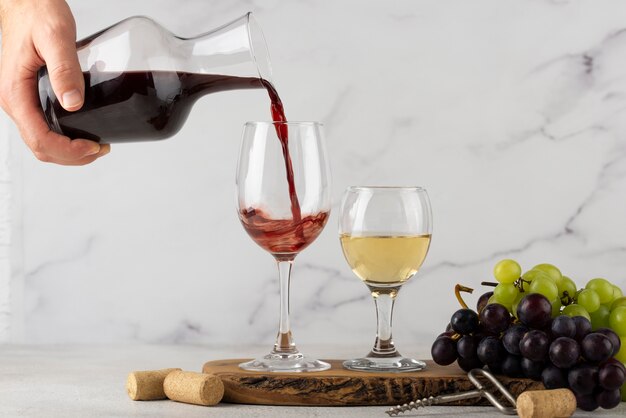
[516,278,530,292]
[454,284,474,309]
[560,289,583,306]
[560,291,574,306]
[480,281,498,287]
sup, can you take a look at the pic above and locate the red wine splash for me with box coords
[240,208,328,257]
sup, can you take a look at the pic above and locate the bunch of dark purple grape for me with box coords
[432,293,625,411]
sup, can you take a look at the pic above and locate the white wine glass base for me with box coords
[240,353,331,372]
[343,356,426,373]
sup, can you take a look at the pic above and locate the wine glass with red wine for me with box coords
[236,121,331,372]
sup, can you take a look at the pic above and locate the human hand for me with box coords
[0,0,109,165]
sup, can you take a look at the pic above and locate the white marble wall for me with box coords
[1,0,626,350]
[0,114,11,342]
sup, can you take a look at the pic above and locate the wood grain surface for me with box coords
[202,359,544,406]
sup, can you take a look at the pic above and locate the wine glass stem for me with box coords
[369,286,400,357]
[273,260,298,355]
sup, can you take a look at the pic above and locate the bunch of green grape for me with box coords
[491,260,626,399]
[492,261,624,334]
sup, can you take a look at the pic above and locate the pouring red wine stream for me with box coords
[39,69,318,255]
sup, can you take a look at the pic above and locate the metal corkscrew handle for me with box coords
[386,369,517,416]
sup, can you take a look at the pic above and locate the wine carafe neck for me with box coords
[182,12,272,82]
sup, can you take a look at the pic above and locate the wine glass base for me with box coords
[239,352,331,373]
[342,356,426,373]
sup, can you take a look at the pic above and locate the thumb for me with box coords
[37,28,84,111]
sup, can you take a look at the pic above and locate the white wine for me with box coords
[340,234,431,286]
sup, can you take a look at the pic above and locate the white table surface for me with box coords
[0,344,624,417]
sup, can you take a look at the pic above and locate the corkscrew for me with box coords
[386,368,517,416]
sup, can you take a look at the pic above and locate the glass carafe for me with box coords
[38,13,272,143]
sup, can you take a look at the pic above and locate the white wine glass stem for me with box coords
[370,287,399,356]
[273,260,297,354]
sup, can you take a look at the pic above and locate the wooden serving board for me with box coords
[202,359,543,406]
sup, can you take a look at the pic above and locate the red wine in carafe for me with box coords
[39,70,264,143]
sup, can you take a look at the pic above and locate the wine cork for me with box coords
[516,389,577,418]
[164,370,224,406]
[126,368,181,401]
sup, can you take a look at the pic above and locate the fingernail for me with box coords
[85,143,101,156]
[99,144,111,156]
[61,89,82,109]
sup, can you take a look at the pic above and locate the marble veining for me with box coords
[0,0,625,345]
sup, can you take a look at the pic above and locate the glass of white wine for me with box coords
[339,186,432,372]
